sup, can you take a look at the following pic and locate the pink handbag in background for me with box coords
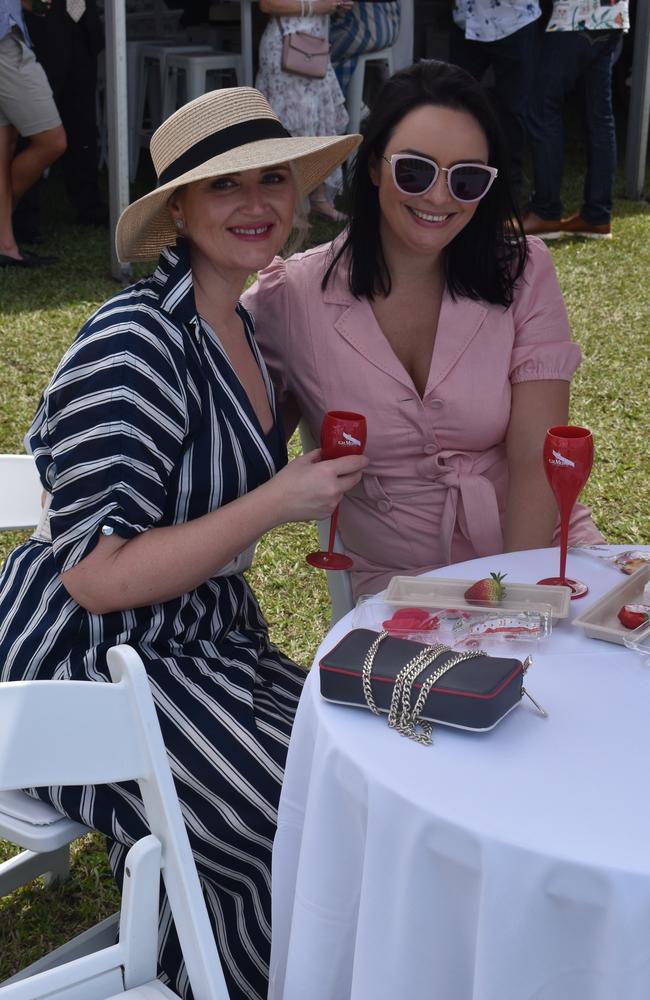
[281,30,329,78]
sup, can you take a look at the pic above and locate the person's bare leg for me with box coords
[11,123,66,203]
[0,124,21,258]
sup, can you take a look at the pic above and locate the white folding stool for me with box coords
[132,44,213,179]
[162,52,243,120]
[346,47,395,135]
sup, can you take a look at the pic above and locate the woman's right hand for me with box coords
[268,449,368,526]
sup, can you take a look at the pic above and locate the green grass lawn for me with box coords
[1,145,649,977]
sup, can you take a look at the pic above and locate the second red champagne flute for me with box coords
[537,425,594,598]
[306,411,367,571]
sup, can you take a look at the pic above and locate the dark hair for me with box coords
[322,60,528,307]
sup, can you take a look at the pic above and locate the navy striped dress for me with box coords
[0,239,305,1000]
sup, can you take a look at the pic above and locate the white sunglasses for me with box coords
[383,153,498,203]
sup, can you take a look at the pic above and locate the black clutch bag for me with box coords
[320,628,539,744]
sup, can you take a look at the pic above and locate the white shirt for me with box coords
[453,0,541,42]
[547,0,629,32]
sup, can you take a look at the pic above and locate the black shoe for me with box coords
[0,250,58,268]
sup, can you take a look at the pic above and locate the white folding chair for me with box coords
[0,454,91,899]
[298,422,354,624]
[0,454,43,531]
[0,645,230,1000]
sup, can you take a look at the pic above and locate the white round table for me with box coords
[270,547,650,1000]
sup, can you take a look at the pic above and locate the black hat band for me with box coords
[158,118,292,186]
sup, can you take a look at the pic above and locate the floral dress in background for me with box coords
[546,0,629,31]
[256,15,348,194]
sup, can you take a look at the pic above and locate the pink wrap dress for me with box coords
[243,236,603,598]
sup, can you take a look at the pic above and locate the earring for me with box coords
[174,218,184,230]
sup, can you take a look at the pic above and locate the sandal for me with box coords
[309,197,347,224]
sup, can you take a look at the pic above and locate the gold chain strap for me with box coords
[361,633,483,746]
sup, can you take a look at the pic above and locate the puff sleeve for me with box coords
[27,303,189,576]
[509,237,581,384]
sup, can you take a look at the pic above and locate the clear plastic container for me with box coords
[353,593,553,652]
[622,618,650,665]
[383,575,570,619]
[570,546,650,576]
[572,564,650,646]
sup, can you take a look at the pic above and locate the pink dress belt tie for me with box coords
[428,448,505,566]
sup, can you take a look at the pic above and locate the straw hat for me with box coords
[116,87,361,262]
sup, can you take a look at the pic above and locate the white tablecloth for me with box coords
[270,547,650,1000]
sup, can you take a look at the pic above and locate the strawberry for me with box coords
[618,604,650,630]
[463,572,507,606]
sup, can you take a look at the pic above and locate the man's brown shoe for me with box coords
[558,213,612,239]
[520,212,564,240]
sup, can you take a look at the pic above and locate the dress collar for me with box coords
[152,238,200,330]
[319,238,358,307]
[321,243,489,394]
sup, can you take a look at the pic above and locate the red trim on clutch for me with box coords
[319,661,522,699]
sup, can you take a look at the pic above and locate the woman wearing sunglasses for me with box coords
[244,59,602,598]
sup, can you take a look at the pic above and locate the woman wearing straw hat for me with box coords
[0,87,362,999]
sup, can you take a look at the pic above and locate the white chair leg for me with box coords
[148,60,163,131]
[0,846,71,897]
[347,60,365,135]
[41,844,72,887]
[127,42,142,182]
[186,62,204,103]
[132,57,149,182]
[162,65,178,120]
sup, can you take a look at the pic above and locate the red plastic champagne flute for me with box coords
[537,425,594,598]
[306,411,367,571]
